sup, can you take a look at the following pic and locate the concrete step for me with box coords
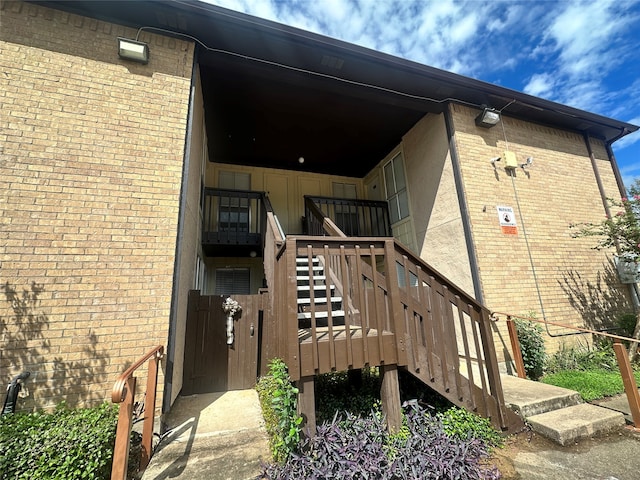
[500,374,627,446]
[501,374,582,417]
[526,403,626,446]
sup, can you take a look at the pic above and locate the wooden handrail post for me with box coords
[613,342,640,429]
[140,351,161,469]
[111,346,164,480]
[111,376,136,480]
[506,316,527,379]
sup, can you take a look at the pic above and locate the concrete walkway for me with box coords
[499,375,640,479]
[140,379,640,480]
[140,390,270,480]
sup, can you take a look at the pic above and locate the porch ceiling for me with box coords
[34,0,639,178]
[199,53,431,177]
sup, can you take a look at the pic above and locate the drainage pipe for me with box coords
[588,134,640,310]
[443,105,484,303]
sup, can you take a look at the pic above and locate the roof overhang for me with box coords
[31,1,639,177]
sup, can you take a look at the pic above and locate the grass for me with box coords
[542,368,640,402]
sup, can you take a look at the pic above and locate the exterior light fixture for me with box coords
[475,107,501,128]
[117,37,149,64]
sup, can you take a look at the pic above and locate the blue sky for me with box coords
[204,0,640,186]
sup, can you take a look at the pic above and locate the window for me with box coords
[332,182,359,236]
[195,255,207,292]
[214,268,250,295]
[218,172,251,233]
[383,153,409,224]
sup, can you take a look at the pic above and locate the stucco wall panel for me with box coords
[402,114,474,294]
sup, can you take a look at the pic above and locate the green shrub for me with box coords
[315,368,381,424]
[256,358,303,463]
[546,342,617,374]
[515,318,546,380]
[542,369,640,402]
[0,402,118,480]
[618,312,638,338]
[437,406,503,450]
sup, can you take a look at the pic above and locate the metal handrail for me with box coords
[111,345,164,480]
[499,312,640,429]
[304,195,392,237]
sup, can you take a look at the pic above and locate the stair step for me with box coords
[296,284,335,292]
[297,310,345,320]
[500,374,582,417]
[526,403,625,446]
[296,257,319,264]
[297,296,342,304]
[296,265,323,272]
[296,275,326,282]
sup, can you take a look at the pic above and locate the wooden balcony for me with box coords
[201,188,271,257]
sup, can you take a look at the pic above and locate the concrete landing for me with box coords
[140,390,270,480]
[501,374,626,445]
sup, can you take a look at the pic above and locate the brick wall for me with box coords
[450,104,631,358]
[0,1,194,409]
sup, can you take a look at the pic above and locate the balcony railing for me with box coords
[201,188,271,256]
[304,196,392,237]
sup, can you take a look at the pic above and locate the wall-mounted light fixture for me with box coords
[475,107,501,128]
[117,37,149,64]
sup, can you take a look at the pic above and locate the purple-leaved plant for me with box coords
[260,405,501,479]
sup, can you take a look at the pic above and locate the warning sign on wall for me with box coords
[497,206,517,235]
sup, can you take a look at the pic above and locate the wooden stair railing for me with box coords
[267,201,522,431]
[390,242,523,432]
[111,345,164,480]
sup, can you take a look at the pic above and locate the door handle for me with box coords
[250,324,255,336]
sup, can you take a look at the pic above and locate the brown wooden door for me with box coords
[182,291,262,395]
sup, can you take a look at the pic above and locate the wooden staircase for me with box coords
[296,256,345,328]
[263,211,524,433]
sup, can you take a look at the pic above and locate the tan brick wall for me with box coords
[0,1,194,410]
[450,104,631,359]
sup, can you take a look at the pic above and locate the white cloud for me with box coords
[523,0,640,114]
[523,73,557,98]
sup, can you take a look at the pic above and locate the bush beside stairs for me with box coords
[500,374,626,445]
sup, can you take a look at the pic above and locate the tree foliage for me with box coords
[570,179,640,360]
[570,180,640,259]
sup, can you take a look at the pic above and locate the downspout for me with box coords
[443,105,484,303]
[163,50,198,413]
[599,133,640,313]
[604,128,632,197]
[585,133,615,218]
